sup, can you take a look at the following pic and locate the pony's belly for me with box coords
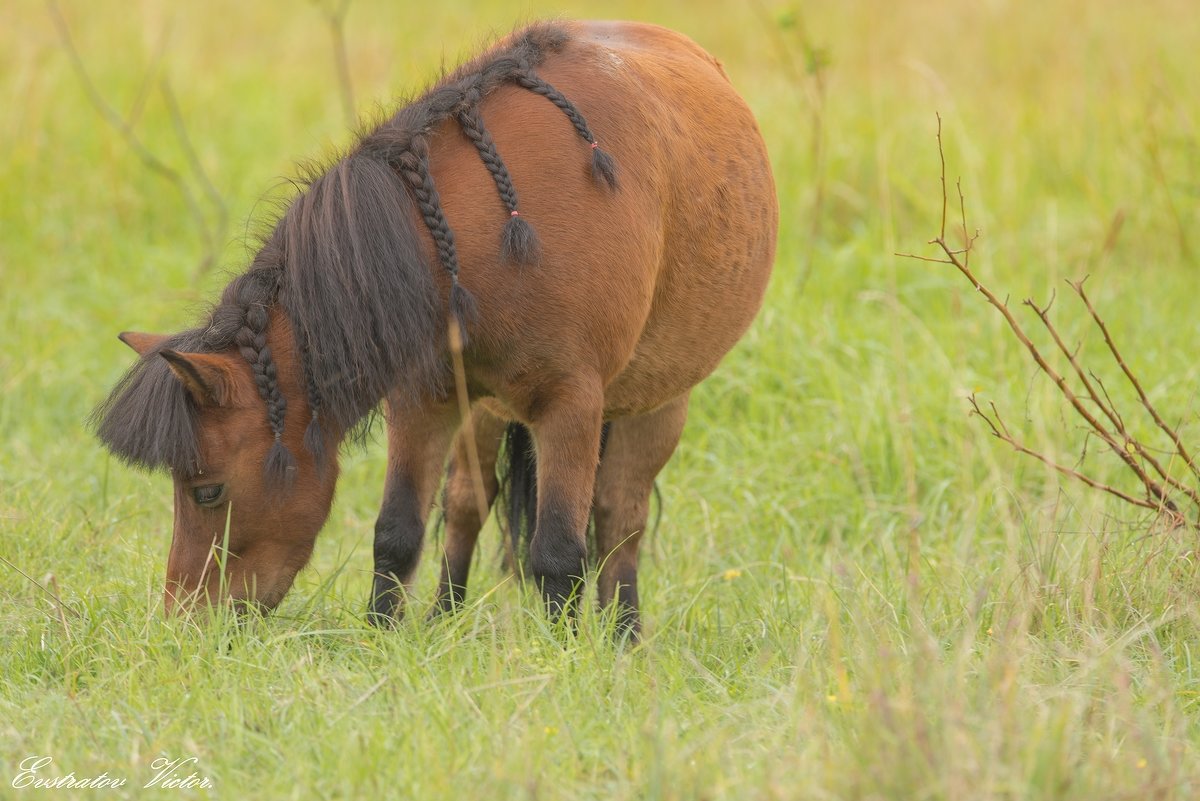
[599,276,768,418]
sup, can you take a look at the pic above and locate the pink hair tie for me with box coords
[590,141,599,149]
[510,210,520,217]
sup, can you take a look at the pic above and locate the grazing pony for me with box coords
[93,20,777,634]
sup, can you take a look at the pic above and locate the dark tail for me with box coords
[500,422,538,575]
[498,421,612,574]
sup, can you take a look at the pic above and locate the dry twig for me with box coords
[899,113,1198,529]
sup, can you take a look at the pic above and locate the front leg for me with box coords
[368,401,456,627]
[528,379,605,620]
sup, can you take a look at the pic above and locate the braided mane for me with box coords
[92,22,618,485]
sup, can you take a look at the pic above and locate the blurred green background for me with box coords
[2,2,1199,799]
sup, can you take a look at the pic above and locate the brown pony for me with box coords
[93,20,776,635]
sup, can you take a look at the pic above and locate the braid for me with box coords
[192,264,301,486]
[456,104,540,265]
[395,145,457,277]
[514,70,618,189]
[515,71,591,139]
[457,105,517,211]
[234,295,297,487]
[299,337,326,469]
[348,42,622,343]
[392,143,479,341]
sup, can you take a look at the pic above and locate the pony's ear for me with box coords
[159,350,237,407]
[118,331,170,357]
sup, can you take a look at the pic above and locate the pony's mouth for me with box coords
[162,577,288,618]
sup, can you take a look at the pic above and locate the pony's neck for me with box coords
[265,309,348,457]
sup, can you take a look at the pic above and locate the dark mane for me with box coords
[92,21,618,481]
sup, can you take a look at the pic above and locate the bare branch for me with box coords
[969,396,1172,516]
[922,127,1182,511]
[955,177,972,266]
[126,15,173,127]
[1023,288,1200,508]
[1090,372,1125,433]
[894,251,954,265]
[936,113,947,239]
[1070,277,1200,485]
[903,113,1200,528]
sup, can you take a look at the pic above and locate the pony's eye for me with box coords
[192,484,225,507]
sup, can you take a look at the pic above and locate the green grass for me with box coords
[3,1,1200,798]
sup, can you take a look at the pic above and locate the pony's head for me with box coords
[93,146,454,616]
[109,320,339,615]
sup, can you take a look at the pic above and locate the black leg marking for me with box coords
[368,479,425,627]
[612,565,641,639]
[529,499,588,621]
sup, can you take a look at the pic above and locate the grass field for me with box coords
[3,1,1200,798]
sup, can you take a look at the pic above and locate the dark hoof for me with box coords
[613,606,641,641]
[614,619,641,646]
[365,609,397,629]
[424,597,459,623]
[367,577,404,628]
[534,572,585,625]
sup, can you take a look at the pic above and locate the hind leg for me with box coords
[594,393,690,637]
[368,401,457,627]
[432,405,506,614]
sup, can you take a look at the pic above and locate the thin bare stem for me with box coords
[48,1,220,272]
[937,236,1175,506]
[955,178,977,267]
[894,251,954,265]
[0,555,81,621]
[1090,372,1125,433]
[936,112,947,239]
[900,112,1198,526]
[969,396,1172,516]
[931,136,1177,508]
[448,323,490,531]
[1071,277,1200,484]
[313,0,356,128]
[161,79,228,273]
[127,16,173,127]
[1024,291,1200,509]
